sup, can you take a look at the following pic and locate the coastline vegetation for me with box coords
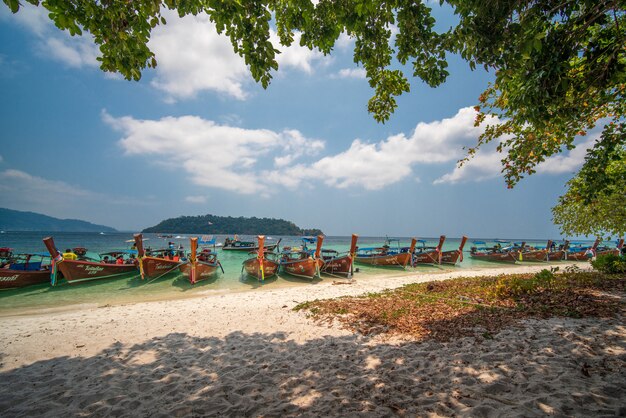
[143,213,322,235]
[295,264,625,341]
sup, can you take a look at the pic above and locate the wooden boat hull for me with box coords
[440,250,462,265]
[179,261,218,284]
[413,251,440,265]
[281,258,322,279]
[140,257,182,279]
[0,269,50,290]
[470,252,517,264]
[243,258,279,280]
[546,250,566,261]
[519,249,548,262]
[223,244,279,252]
[56,259,137,283]
[595,249,621,257]
[355,253,412,268]
[321,255,352,276]
[566,251,593,261]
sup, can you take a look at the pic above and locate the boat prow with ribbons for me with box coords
[179,237,223,284]
[242,236,280,281]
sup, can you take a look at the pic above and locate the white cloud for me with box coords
[264,107,490,190]
[537,135,597,174]
[271,31,325,74]
[1,4,99,69]
[434,127,602,185]
[185,195,208,204]
[148,11,327,101]
[104,111,325,195]
[149,11,250,101]
[433,150,503,184]
[335,68,367,79]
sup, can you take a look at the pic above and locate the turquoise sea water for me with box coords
[0,232,592,315]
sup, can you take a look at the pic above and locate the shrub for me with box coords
[591,254,626,274]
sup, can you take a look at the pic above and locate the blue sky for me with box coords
[0,4,597,238]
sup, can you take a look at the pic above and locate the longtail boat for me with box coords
[566,239,600,261]
[412,235,446,265]
[43,236,137,285]
[242,235,280,281]
[134,233,182,280]
[547,240,569,261]
[595,238,624,257]
[440,236,468,265]
[355,238,417,268]
[179,237,223,284]
[0,250,52,290]
[279,235,324,279]
[469,241,517,263]
[319,234,359,277]
[518,240,552,262]
[223,235,281,252]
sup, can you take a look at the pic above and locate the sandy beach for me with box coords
[1,262,624,417]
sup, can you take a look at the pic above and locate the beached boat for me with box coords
[440,236,468,265]
[595,239,624,257]
[43,237,138,285]
[0,250,52,290]
[242,236,280,281]
[547,240,569,261]
[566,239,600,261]
[223,235,281,252]
[319,234,359,277]
[355,238,417,268]
[469,241,518,263]
[518,240,552,262]
[279,235,324,279]
[134,233,182,280]
[179,237,223,284]
[412,236,446,265]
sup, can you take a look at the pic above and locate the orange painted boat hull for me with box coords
[281,258,322,279]
[355,253,412,267]
[469,252,517,263]
[179,262,218,283]
[243,258,279,279]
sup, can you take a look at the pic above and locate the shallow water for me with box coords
[0,232,589,314]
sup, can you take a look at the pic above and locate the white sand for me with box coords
[0,262,624,417]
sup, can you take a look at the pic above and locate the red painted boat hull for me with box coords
[441,250,462,265]
[0,269,50,290]
[140,257,181,279]
[56,259,138,283]
[321,255,352,276]
[243,258,279,279]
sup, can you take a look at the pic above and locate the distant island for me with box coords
[0,208,117,232]
[143,214,323,236]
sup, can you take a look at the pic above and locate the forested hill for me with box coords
[0,208,117,232]
[142,214,323,236]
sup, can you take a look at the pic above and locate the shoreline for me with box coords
[2,261,624,416]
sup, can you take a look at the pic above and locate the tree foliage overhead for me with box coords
[4,0,625,235]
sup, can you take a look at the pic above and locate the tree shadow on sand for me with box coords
[1,319,624,417]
